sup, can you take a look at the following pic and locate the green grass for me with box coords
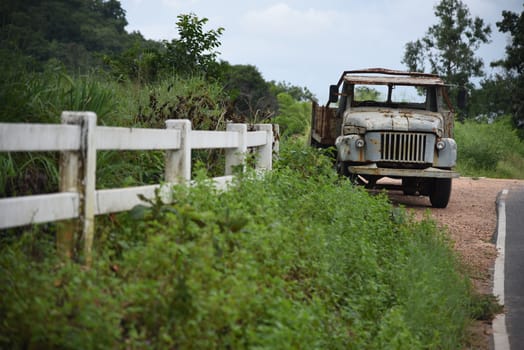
[455,117,524,179]
[0,141,482,349]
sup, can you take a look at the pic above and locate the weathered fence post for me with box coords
[272,124,280,156]
[165,119,191,183]
[225,123,247,175]
[58,112,96,264]
[253,124,273,170]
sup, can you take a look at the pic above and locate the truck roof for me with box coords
[338,68,446,87]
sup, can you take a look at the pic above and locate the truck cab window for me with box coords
[391,85,427,107]
[352,84,387,106]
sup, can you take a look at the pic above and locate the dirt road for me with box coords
[385,177,524,349]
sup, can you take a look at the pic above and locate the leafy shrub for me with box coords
[468,292,503,321]
[0,233,122,349]
[273,93,311,138]
[1,140,477,349]
[455,116,524,178]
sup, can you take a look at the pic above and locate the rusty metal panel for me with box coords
[335,68,443,87]
[345,68,439,78]
[348,164,459,178]
[443,111,455,138]
[343,75,445,86]
[311,102,338,146]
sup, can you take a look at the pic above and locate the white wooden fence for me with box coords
[0,111,278,263]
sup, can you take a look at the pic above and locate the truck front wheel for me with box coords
[336,160,350,177]
[429,178,452,208]
[336,161,362,184]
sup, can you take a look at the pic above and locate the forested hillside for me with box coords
[0,0,144,70]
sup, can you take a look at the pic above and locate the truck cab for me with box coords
[310,68,459,208]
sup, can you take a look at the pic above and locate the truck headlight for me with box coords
[355,138,365,148]
[436,140,446,150]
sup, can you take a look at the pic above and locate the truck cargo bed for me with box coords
[310,102,339,147]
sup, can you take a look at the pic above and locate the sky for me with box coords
[120,0,522,102]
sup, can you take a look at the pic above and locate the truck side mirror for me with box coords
[328,85,339,104]
[457,87,467,110]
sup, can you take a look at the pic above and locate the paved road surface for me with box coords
[505,188,524,349]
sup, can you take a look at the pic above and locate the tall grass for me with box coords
[0,66,119,124]
[0,68,236,195]
[455,117,524,179]
[0,66,124,196]
[0,141,482,349]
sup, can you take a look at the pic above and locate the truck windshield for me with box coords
[391,85,426,103]
[354,84,388,102]
[352,84,427,109]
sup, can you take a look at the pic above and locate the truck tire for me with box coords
[336,161,360,184]
[336,160,350,177]
[402,178,418,195]
[429,178,452,208]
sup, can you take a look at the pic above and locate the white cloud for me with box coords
[161,0,199,9]
[241,3,340,39]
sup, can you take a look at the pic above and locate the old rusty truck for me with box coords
[310,68,459,208]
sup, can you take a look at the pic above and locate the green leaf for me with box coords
[129,204,149,220]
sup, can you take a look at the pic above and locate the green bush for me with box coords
[273,92,311,138]
[1,140,477,349]
[0,233,122,349]
[455,117,524,178]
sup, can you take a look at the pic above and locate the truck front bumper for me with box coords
[348,164,460,179]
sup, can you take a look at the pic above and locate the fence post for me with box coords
[58,111,97,265]
[253,124,273,170]
[225,123,247,175]
[58,121,80,260]
[165,119,191,183]
[272,124,280,157]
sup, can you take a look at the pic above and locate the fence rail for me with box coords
[0,111,278,263]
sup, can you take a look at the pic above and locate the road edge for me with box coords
[492,189,509,350]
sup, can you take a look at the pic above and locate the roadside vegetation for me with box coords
[1,0,522,348]
[455,117,524,179]
[1,142,490,349]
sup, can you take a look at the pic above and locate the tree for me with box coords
[491,5,524,131]
[402,0,491,91]
[220,63,277,122]
[0,0,134,72]
[468,75,514,120]
[96,0,128,33]
[163,13,224,77]
[355,86,382,101]
[273,92,310,137]
[103,32,164,84]
[268,81,315,102]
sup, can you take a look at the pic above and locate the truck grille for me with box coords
[380,132,428,163]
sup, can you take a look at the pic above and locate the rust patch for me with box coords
[358,149,365,162]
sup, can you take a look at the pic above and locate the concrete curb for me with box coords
[493,189,510,350]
